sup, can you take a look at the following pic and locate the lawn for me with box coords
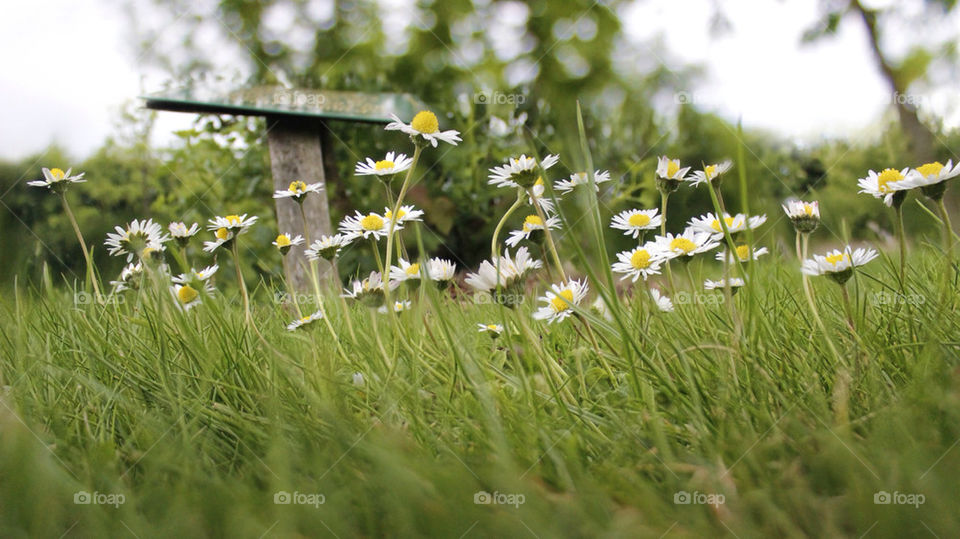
[2,115,960,537]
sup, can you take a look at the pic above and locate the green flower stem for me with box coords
[659,191,679,293]
[383,145,422,312]
[895,204,908,290]
[230,240,252,323]
[299,205,323,304]
[939,198,954,276]
[60,193,102,301]
[491,189,525,260]
[799,233,843,365]
[528,188,566,281]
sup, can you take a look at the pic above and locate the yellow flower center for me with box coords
[550,289,575,312]
[226,215,241,225]
[710,217,736,232]
[486,324,499,331]
[177,285,199,304]
[534,177,544,187]
[374,160,395,171]
[666,161,679,177]
[670,237,697,253]
[288,180,307,193]
[916,162,944,178]
[627,213,651,228]
[825,253,848,266]
[275,234,291,247]
[385,208,406,221]
[523,215,543,231]
[49,168,66,180]
[631,249,652,269]
[704,164,718,178]
[876,168,903,193]
[299,316,311,324]
[803,203,815,216]
[215,228,229,240]
[360,214,385,231]
[735,244,750,260]
[410,110,439,134]
[406,263,420,276]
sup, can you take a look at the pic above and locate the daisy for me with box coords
[781,200,820,233]
[170,283,203,311]
[352,372,365,387]
[652,229,721,259]
[389,259,422,284]
[426,258,457,285]
[204,214,258,252]
[355,152,414,177]
[305,234,350,261]
[656,156,691,181]
[172,264,219,285]
[488,154,560,190]
[650,288,674,312]
[110,263,143,292]
[505,214,562,248]
[378,300,412,314]
[704,278,746,291]
[553,170,613,194]
[802,246,878,285]
[688,160,733,186]
[27,167,85,193]
[857,168,910,207]
[611,244,667,282]
[385,110,461,147]
[342,271,393,307]
[287,310,324,331]
[466,247,543,291]
[590,296,614,321]
[272,233,304,255]
[610,209,662,239]
[168,222,200,247]
[533,279,589,324]
[528,177,556,213]
[892,160,960,199]
[104,218,170,262]
[273,180,323,202]
[477,323,504,338]
[688,212,766,238]
[339,211,397,242]
[384,205,424,226]
[715,245,769,264]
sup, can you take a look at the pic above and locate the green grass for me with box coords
[1,245,959,538]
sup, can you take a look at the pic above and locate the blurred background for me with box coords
[1,0,959,286]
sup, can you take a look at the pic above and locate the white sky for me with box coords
[0,0,957,161]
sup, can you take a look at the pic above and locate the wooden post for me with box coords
[266,116,338,291]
